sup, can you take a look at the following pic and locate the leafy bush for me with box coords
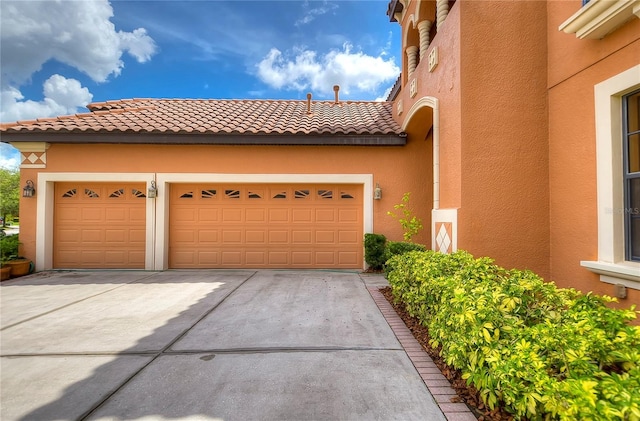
[387,192,423,242]
[385,241,426,261]
[0,234,20,262]
[387,250,640,420]
[364,233,387,270]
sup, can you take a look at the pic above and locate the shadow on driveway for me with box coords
[1,270,446,421]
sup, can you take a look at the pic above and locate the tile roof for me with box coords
[0,98,403,138]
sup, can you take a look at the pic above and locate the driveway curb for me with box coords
[367,287,477,421]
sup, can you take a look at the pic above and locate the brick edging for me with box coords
[367,287,477,421]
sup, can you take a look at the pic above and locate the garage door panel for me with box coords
[245,231,266,244]
[292,209,312,223]
[56,229,80,243]
[269,230,289,243]
[315,231,335,244]
[246,252,266,265]
[81,229,103,243]
[129,208,146,222]
[56,207,80,223]
[54,182,146,269]
[246,209,266,222]
[198,230,219,243]
[221,251,242,265]
[169,183,362,268]
[105,229,126,243]
[173,208,197,223]
[222,230,242,243]
[315,209,335,222]
[222,209,242,222]
[338,252,359,265]
[268,208,289,222]
[129,229,146,244]
[269,252,288,265]
[292,252,313,265]
[315,252,335,265]
[172,230,196,243]
[104,251,126,264]
[81,208,103,222]
[198,208,219,222]
[339,231,359,244]
[292,230,312,244]
[105,208,127,222]
[198,251,219,265]
[339,209,359,222]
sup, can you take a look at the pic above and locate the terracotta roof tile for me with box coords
[0,98,402,137]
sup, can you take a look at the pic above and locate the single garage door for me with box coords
[54,182,146,269]
[169,183,363,268]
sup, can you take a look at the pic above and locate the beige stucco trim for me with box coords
[36,173,157,271]
[583,64,640,289]
[154,173,374,270]
[402,96,440,210]
[9,142,50,152]
[559,0,640,39]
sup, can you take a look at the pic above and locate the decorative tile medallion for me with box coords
[20,151,47,168]
[435,222,452,254]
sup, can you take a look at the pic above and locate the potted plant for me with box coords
[0,233,31,279]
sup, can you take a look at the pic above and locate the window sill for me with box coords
[581,260,640,290]
[559,0,640,39]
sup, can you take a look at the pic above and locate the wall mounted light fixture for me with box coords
[374,183,382,200]
[22,180,35,198]
[148,181,158,198]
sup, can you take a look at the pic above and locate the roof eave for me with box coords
[1,132,407,146]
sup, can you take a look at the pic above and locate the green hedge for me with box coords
[364,233,387,270]
[386,250,640,420]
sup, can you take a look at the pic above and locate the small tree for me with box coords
[387,192,423,242]
[0,168,20,227]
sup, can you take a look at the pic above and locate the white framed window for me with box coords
[581,65,640,289]
[623,89,640,261]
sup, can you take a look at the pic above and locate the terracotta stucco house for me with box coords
[2,0,639,308]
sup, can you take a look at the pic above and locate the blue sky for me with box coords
[0,0,401,168]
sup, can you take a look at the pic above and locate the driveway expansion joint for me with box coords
[367,286,477,421]
[79,271,258,421]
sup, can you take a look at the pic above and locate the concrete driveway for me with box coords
[1,270,446,421]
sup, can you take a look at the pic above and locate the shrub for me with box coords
[387,250,640,420]
[387,192,423,242]
[0,234,20,262]
[364,233,387,270]
[385,241,426,260]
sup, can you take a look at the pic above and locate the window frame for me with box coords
[623,89,640,262]
[580,65,640,289]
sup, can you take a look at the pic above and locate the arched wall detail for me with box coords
[402,96,457,254]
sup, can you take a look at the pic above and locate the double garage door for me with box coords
[54,182,363,269]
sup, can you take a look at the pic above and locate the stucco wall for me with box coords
[457,0,550,277]
[548,0,640,307]
[17,139,433,263]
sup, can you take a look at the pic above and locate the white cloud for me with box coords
[1,75,92,123]
[295,1,338,27]
[0,143,20,170]
[256,43,400,98]
[0,0,157,86]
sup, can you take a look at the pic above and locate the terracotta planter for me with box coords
[0,266,11,281]
[5,259,32,278]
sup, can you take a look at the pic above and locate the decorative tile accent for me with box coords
[435,222,453,254]
[20,151,46,168]
[432,208,458,254]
